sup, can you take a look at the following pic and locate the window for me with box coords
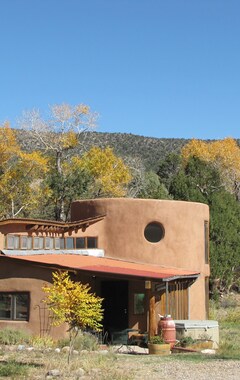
[45,237,54,249]
[144,222,164,243]
[134,293,145,314]
[76,237,98,249]
[60,238,65,249]
[76,237,85,249]
[66,237,74,249]
[5,234,98,251]
[6,235,20,249]
[87,237,97,248]
[55,237,60,249]
[0,293,29,321]
[21,236,32,249]
[33,237,44,249]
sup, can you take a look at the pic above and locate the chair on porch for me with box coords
[128,332,148,347]
[109,328,139,345]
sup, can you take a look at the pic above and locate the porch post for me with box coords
[149,293,156,338]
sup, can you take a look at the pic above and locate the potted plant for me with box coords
[178,335,214,350]
[148,334,171,355]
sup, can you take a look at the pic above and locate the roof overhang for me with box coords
[0,215,106,233]
[0,253,200,281]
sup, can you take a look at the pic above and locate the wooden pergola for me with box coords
[0,214,106,234]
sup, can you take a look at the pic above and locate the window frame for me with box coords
[87,237,98,249]
[5,235,20,250]
[0,292,30,321]
[4,234,98,250]
[144,222,165,243]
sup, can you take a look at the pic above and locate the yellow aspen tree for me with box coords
[0,124,49,218]
[181,138,240,196]
[73,146,132,197]
[43,271,103,363]
[0,123,21,168]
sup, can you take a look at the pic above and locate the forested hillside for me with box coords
[15,129,188,171]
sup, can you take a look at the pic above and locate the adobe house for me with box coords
[0,198,210,342]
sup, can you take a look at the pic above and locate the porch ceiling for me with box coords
[0,254,199,280]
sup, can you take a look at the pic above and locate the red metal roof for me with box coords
[1,254,199,280]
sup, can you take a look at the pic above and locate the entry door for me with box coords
[101,280,128,330]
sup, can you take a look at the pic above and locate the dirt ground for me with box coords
[1,346,239,380]
[118,354,240,380]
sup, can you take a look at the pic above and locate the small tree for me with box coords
[43,271,103,362]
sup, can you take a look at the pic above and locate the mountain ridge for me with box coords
[15,129,189,171]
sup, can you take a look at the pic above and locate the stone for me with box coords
[201,349,216,355]
[26,347,34,351]
[98,350,109,355]
[62,346,70,352]
[80,349,88,354]
[17,345,25,351]
[75,368,85,377]
[90,368,101,375]
[55,348,61,353]
[46,369,61,377]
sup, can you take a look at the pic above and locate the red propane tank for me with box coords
[158,315,176,348]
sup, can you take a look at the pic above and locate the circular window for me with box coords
[144,222,164,243]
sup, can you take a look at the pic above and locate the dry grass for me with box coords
[0,349,135,379]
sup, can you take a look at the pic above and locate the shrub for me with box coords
[30,335,55,348]
[0,328,31,345]
[222,309,240,323]
[179,336,196,347]
[220,296,238,309]
[58,332,99,351]
[0,360,29,377]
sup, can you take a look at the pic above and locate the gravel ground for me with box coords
[114,346,240,380]
[126,357,240,380]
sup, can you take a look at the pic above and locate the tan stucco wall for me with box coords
[71,198,210,319]
[0,259,67,339]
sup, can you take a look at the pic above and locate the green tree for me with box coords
[138,171,171,199]
[168,156,222,203]
[45,162,94,220]
[182,138,240,199]
[159,154,240,292]
[43,271,103,363]
[209,191,240,292]
[157,153,182,191]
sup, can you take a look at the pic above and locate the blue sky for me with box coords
[0,0,239,139]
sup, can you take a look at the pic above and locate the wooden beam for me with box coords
[149,293,156,338]
[146,287,156,339]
